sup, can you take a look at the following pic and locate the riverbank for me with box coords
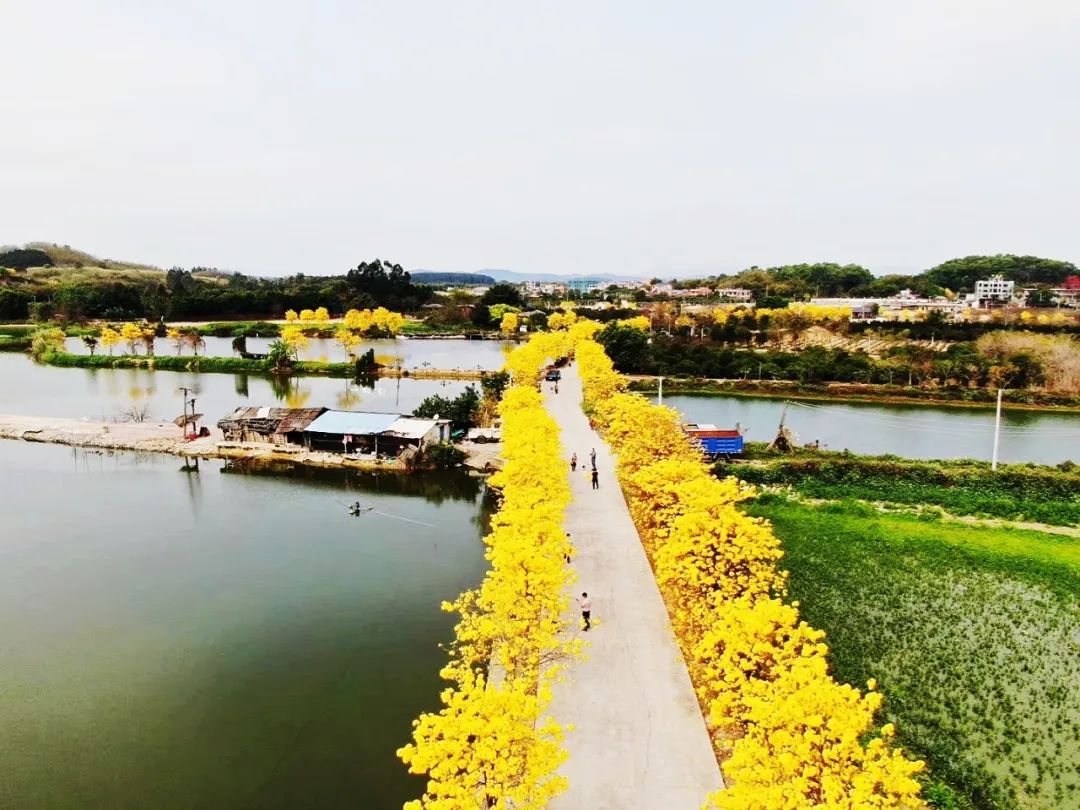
[628,376,1080,412]
[0,414,500,473]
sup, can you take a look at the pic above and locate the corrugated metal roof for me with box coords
[217,407,326,433]
[383,417,438,440]
[305,410,401,436]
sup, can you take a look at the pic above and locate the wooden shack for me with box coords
[216,407,327,445]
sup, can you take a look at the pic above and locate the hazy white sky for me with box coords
[3,1,1079,278]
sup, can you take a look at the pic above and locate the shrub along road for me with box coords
[542,364,723,810]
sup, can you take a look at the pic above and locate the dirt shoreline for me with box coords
[0,414,500,473]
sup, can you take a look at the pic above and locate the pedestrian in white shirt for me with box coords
[578,592,592,632]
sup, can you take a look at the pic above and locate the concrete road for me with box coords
[543,364,724,810]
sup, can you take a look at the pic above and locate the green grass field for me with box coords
[729,453,1080,527]
[746,496,1080,810]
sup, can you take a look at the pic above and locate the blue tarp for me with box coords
[700,435,744,454]
[305,410,401,436]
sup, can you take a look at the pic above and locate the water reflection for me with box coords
[0,440,488,809]
[669,394,1080,464]
[0,353,472,423]
[61,335,514,369]
[179,456,203,513]
[220,458,486,505]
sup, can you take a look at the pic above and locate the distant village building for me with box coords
[669,286,714,298]
[717,288,753,302]
[810,290,966,320]
[522,281,568,297]
[974,275,1015,306]
[1049,275,1080,308]
[565,278,607,294]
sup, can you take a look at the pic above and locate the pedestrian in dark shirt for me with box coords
[570,453,577,471]
[591,467,599,489]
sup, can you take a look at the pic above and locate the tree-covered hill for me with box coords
[0,247,432,321]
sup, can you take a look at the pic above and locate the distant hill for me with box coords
[0,242,157,272]
[414,270,643,285]
[410,271,496,285]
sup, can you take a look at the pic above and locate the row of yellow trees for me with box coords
[278,307,407,360]
[284,306,406,334]
[573,335,928,810]
[397,333,579,809]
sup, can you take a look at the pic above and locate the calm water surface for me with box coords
[0,441,490,808]
[0,353,472,423]
[667,394,1080,464]
[62,336,515,370]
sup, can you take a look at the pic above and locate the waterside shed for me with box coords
[302,410,451,456]
[217,407,327,445]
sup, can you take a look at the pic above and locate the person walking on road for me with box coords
[570,453,577,472]
[591,467,599,489]
[589,448,597,469]
[578,592,592,631]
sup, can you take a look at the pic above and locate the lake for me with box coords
[0,352,474,424]
[666,394,1080,464]
[0,440,490,808]
[62,336,516,371]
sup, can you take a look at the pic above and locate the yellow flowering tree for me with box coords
[281,325,309,355]
[617,315,651,331]
[99,326,121,355]
[500,312,520,334]
[119,322,145,354]
[571,334,929,810]
[334,326,361,357]
[399,335,577,809]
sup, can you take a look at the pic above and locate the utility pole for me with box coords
[657,376,664,407]
[178,386,191,436]
[991,388,1003,470]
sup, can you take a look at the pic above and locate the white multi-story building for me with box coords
[717,287,753,302]
[974,275,1015,303]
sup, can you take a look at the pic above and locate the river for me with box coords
[0,440,490,808]
[667,394,1080,464]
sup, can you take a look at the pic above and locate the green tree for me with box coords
[596,323,651,373]
[412,386,481,431]
[924,255,1076,292]
[479,283,524,308]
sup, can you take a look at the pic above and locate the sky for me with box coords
[3,1,1079,278]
